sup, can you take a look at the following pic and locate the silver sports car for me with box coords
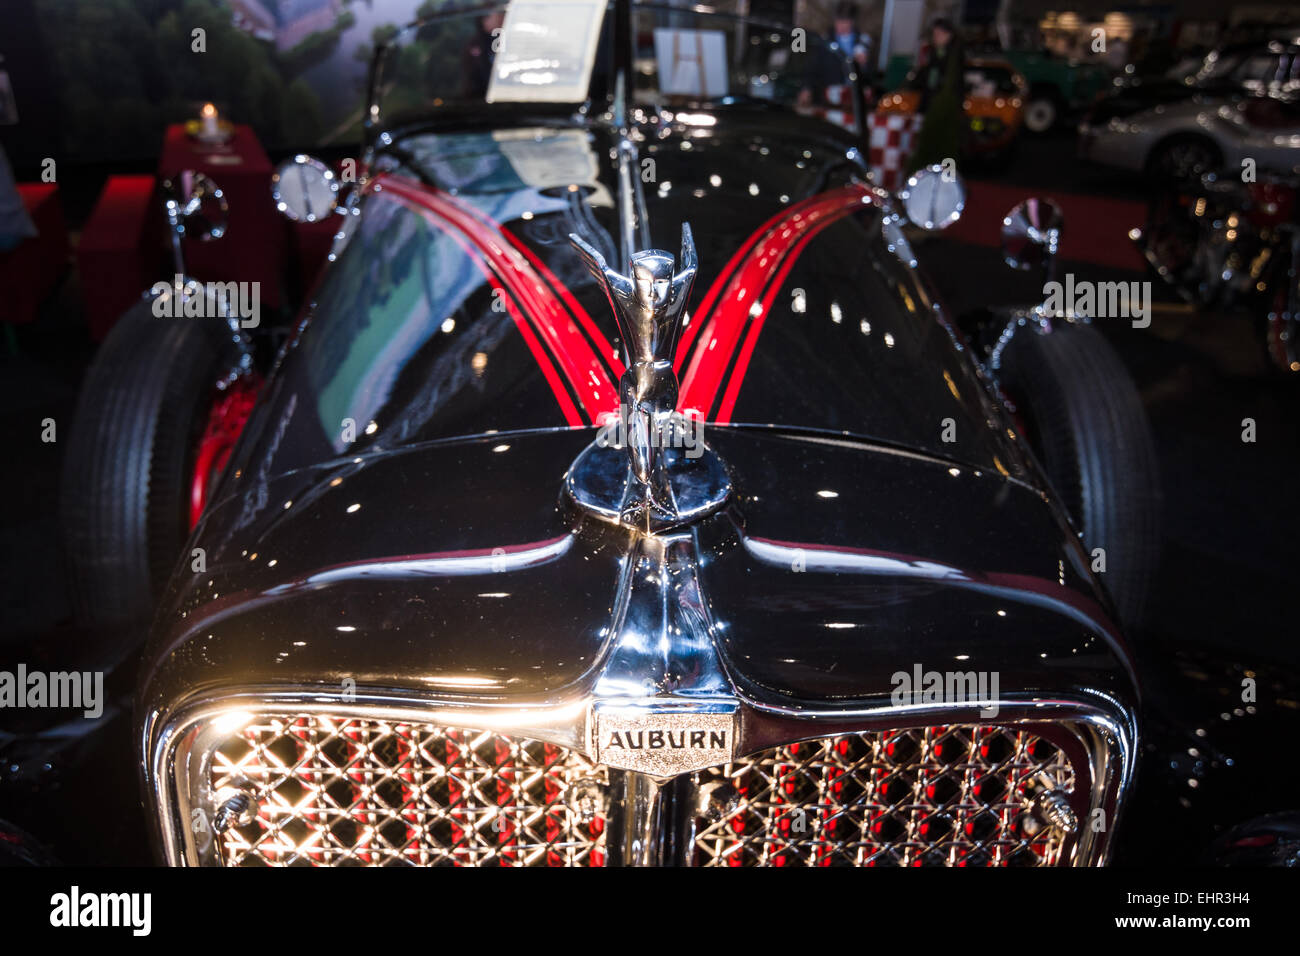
[1078,95,1300,180]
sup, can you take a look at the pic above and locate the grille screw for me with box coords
[1034,790,1078,834]
[697,780,740,820]
[212,789,258,834]
[567,778,608,822]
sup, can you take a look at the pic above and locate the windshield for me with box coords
[366,1,855,135]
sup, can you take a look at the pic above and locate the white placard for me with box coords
[486,0,607,103]
[653,28,728,98]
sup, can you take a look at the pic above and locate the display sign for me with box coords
[653,28,728,98]
[486,0,608,103]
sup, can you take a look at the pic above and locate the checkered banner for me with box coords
[794,93,921,192]
[867,111,921,191]
[795,84,854,134]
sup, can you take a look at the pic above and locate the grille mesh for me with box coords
[211,716,608,866]
[207,717,1076,866]
[691,726,1074,866]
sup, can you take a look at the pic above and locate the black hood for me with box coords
[141,426,1132,719]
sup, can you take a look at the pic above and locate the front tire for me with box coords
[1023,92,1059,134]
[60,298,242,638]
[1000,321,1162,632]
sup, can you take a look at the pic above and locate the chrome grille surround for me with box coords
[690,726,1075,866]
[152,700,1123,867]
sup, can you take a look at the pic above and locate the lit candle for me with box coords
[201,102,219,139]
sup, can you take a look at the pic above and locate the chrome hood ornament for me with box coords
[567,225,731,533]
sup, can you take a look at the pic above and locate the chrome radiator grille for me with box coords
[211,716,608,866]
[206,717,1076,866]
[691,726,1074,866]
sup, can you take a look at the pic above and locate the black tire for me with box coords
[1146,134,1222,185]
[60,298,240,635]
[1000,322,1162,632]
[1023,89,1060,134]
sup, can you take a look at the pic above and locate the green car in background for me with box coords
[883,49,1112,133]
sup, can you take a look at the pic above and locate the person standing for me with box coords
[799,2,872,107]
[461,11,506,100]
[831,2,872,82]
[905,17,964,174]
[0,146,36,253]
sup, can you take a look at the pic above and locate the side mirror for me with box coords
[1001,198,1063,280]
[898,164,965,231]
[164,171,228,242]
[271,155,339,223]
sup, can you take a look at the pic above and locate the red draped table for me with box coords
[0,184,68,327]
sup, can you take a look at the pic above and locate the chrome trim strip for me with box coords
[593,532,733,700]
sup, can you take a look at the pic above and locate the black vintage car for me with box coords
[41,2,1290,868]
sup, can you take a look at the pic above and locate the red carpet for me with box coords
[947,181,1147,273]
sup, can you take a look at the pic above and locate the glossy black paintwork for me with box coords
[698,430,1127,704]
[139,109,1137,801]
[140,423,1132,721]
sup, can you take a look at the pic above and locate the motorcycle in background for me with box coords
[1134,169,1300,374]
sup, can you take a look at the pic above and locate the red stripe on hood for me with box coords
[375,178,585,426]
[673,199,801,373]
[715,203,857,421]
[378,176,619,422]
[436,189,626,389]
[678,186,869,420]
[498,225,627,395]
[375,175,874,428]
